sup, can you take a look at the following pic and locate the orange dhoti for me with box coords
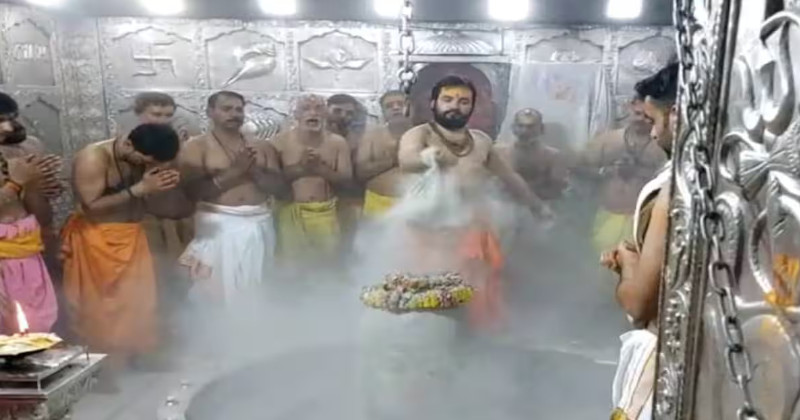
[459,229,505,331]
[60,214,158,358]
[406,224,506,331]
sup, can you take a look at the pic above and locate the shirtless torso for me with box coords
[180,132,280,206]
[400,123,507,198]
[272,128,352,203]
[495,141,568,201]
[356,125,404,197]
[582,127,666,214]
[72,133,187,224]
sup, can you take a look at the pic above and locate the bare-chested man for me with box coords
[178,91,282,302]
[130,93,195,312]
[327,94,366,255]
[0,93,62,334]
[601,62,677,420]
[272,95,352,262]
[495,108,569,201]
[398,76,551,329]
[579,94,666,255]
[356,90,413,218]
[62,123,188,382]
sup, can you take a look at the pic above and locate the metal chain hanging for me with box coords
[397,0,416,116]
[674,0,762,418]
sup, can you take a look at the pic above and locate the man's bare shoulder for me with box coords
[401,124,431,140]
[326,132,349,148]
[74,141,110,167]
[21,135,46,153]
[590,128,624,145]
[468,129,494,147]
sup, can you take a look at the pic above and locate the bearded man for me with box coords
[398,75,551,329]
[272,95,352,264]
[578,93,666,255]
[178,91,282,303]
[602,63,677,420]
[327,94,367,255]
[355,90,413,218]
[0,93,62,334]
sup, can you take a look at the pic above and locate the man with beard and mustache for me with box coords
[62,123,189,388]
[327,94,366,255]
[272,94,352,265]
[398,76,551,329]
[601,63,677,420]
[0,92,63,334]
[356,90,413,218]
[177,91,282,303]
[495,108,569,201]
[579,94,666,256]
[327,94,362,148]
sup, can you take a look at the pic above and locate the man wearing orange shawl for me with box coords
[398,76,552,330]
[62,124,192,380]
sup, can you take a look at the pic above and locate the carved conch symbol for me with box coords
[223,43,278,87]
[304,47,372,71]
[241,117,282,141]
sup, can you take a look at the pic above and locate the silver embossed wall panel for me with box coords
[0,3,673,225]
[100,19,201,91]
[298,29,380,92]
[677,0,800,419]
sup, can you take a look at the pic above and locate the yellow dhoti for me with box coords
[277,199,340,259]
[363,190,396,219]
[592,208,633,254]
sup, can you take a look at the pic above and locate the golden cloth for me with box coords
[362,190,397,219]
[61,214,157,356]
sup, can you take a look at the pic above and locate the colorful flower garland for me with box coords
[360,272,474,313]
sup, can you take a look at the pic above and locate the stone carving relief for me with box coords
[299,30,378,92]
[414,30,503,56]
[204,27,286,91]
[3,11,56,86]
[242,102,288,141]
[102,22,199,90]
[617,35,676,95]
[525,32,604,63]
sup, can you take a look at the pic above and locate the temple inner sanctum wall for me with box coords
[0,3,673,223]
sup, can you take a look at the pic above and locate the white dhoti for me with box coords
[611,329,656,420]
[179,202,276,302]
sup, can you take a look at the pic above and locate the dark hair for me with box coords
[128,123,180,162]
[634,62,679,104]
[379,90,406,107]
[430,75,477,105]
[327,94,360,107]
[0,93,19,116]
[134,92,176,115]
[207,91,245,109]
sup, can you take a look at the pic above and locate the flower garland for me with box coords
[360,272,474,313]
